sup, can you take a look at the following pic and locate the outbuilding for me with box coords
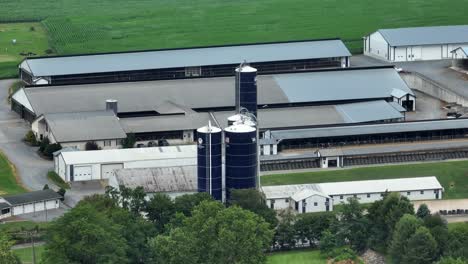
[364,25,468,62]
[0,189,62,218]
[54,145,196,182]
[262,177,443,213]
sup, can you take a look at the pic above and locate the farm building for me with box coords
[54,145,196,182]
[19,38,351,86]
[262,177,443,213]
[11,66,414,148]
[0,189,62,219]
[108,166,197,199]
[363,25,468,62]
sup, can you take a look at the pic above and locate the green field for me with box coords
[0,0,467,78]
[267,250,326,264]
[261,160,468,199]
[0,151,26,195]
[13,245,45,264]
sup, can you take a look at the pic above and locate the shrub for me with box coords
[43,184,49,190]
[47,171,70,189]
[330,247,359,263]
[85,141,100,151]
[45,49,54,54]
[57,188,66,201]
[43,143,62,158]
[24,130,38,145]
[39,137,50,153]
[121,133,136,148]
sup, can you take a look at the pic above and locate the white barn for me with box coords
[54,145,196,182]
[0,190,61,219]
[364,25,468,62]
[262,177,443,214]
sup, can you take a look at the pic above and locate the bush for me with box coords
[57,188,66,201]
[24,130,38,146]
[45,49,54,54]
[85,141,100,151]
[43,143,62,158]
[121,133,136,148]
[39,137,50,153]
[330,247,359,263]
[43,184,49,190]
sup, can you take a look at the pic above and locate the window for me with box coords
[295,201,299,211]
[314,202,318,206]
[185,67,201,77]
[420,191,424,195]
[353,194,357,198]
[285,198,289,203]
[367,194,371,198]
[407,192,411,195]
[104,140,112,147]
[340,195,344,200]
[270,200,275,209]
[380,193,384,197]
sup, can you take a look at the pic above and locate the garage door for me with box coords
[46,200,57,210]
[35,202,45,211]
[13,205,24,215]
[73,165,93,181]
[101,163,124,179]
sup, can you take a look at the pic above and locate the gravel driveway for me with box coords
[0,79,53,191]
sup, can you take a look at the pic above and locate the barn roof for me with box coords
[44,111,127,142]
[2,189,62,206]
[20,39,351,77]
[13,67,411,117]
[377,25,468,46]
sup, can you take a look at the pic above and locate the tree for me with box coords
[320,229,337,256]
[335,197,369,252]
[403,226,438,264]
[121,133,136,148]
[416,204,431,219]
[174,192,213,217]
[0,233,21,264]
[145,193,176,233]
[424,214,448,256]
[43,184,49,190]
[43,143,62,158]
[150,200,274,264]
[446,223,468,260]
[367,192,414,251]
[274,209,296,249]
[436,257,468,264]
[57,188,66,201]
[85,141,100,150]
[229,189,278,228]
[294,211,335,246]
[41,203,129,264]
[389,214,423,263]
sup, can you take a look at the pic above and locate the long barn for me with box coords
[19,38,351,86]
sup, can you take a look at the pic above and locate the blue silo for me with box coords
[235,65,258,117]
[224,124,257,199]
[197,123,223,200]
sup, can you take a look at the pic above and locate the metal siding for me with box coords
[236,70,258,117]
[225,129,257,198]
[73,165,92,181]
[100,163,124,180]
[197,129,223,200]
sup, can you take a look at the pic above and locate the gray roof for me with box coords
[16,67,411,117]
[113,166,197,193]
[318,139,468,157]
[271,118,468,141]
[3,189,62,206]
[377,25,468,46]
[44,111,127,142]
[21,39,351,77]
[335,100,403,123]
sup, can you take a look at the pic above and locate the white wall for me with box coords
[266,197,290,210]
[364,32,389,60]
[294,195,331,213]
[10,199,59,216]
[61,139,122,151]
[330,189,442,205]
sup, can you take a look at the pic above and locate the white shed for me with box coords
[364,25,468,62]
[1,189,61,217]
[54,145,197,182]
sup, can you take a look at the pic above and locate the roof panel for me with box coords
[23,39,351,76]
[378,25,468,46]
[3,189,62,206]
[335,100,403,123]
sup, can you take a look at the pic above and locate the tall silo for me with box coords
[235,65,258,117]
[224,124,257,199]
[197,122,222,200]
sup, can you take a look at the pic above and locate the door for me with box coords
[35,202,45,211]
[412,46,422,60]
[101,163,123,179]
[46,200,57,209]
[23,203,34,214]
[73,165,93,181]
[13,205,24,215]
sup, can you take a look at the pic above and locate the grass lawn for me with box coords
[448,222,468,230]
[0,151,27,195]
[267,250,326,264]
[0,221,49,233]
[13,245,45,264]
[0,22,51,79]
[261,160,468,199]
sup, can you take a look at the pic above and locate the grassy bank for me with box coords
[13,245,45,264]
[261,160,468,199]
[267,249,326,264]
[0,151,27,195]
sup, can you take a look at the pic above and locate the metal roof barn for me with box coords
[378,25,468,46]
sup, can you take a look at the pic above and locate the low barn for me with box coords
[364,25,468,62]
[0,189,61,218]
[262,177,443,213]
[54,145,196,182]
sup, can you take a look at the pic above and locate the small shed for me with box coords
[54,145,196,182]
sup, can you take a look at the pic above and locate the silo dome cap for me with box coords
[197,125,221,133]
[235,65,257,73]
[225,124,256,133]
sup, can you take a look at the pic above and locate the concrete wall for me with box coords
[400,72,468,107]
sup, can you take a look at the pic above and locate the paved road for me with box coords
[0,79,53,191]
